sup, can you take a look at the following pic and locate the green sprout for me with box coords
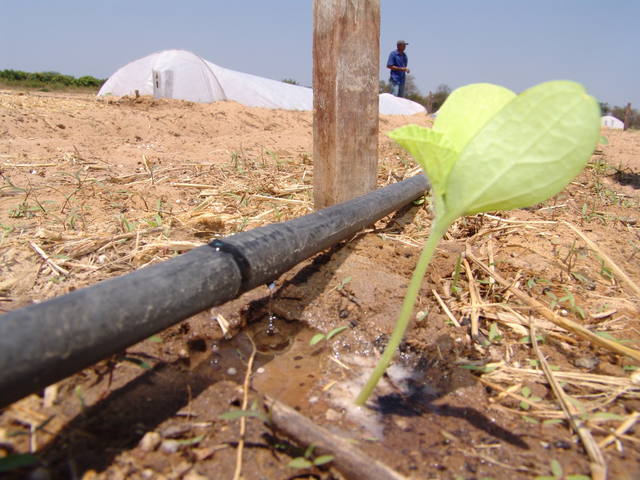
[356,81,600,405]
[288,445,334,470]
[310,325,349,346]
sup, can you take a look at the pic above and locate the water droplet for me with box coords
[209,353,222,370]
[266,315,278,336]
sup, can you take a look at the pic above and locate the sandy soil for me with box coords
[1,89,639,480]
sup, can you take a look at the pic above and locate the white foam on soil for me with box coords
[324,355,420,440]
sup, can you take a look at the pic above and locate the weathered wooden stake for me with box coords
[313,0,380,209]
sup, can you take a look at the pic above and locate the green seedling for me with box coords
[220,398,269,423]
[288,445,334,470]
[595,331,631,345]
[451,254,463,296]
[557,288,586,319]
[519,385,542,411]
[334,276,352,291]
[310,325,349,346]
[356,81,600,405]
[488,322,503,343]
[535,458,590,480]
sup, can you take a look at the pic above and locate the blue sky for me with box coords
[1,1,637,108]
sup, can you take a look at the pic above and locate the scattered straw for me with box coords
[232,334,257,480]
[30,241,69,276]
[530,319,607,480]
[598,411,640,450]
[563,221,640,298]
[431,288,461,327]
[462,256,480,337]
[467,251,640,363]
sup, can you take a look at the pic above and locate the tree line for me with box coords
[0,69,105,89]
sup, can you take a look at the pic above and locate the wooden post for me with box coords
[313,0,380,209]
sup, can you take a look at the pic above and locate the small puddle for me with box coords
[187,302,440,440]
[186,307,307,383]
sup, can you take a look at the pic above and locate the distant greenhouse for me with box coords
[601,115,624,129]
[98,49,426,115]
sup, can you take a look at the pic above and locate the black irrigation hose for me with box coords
[0,174,429,408]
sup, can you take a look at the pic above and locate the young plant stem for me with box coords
[355,218,450,406]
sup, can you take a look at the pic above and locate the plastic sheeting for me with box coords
[98,49,426,115]
[601,115,624,129]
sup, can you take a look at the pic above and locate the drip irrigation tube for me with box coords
[0,174,429,408]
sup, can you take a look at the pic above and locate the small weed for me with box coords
[119,215,136,233]
[599,260,613,281]
[594,331,631,345]
[335,276,352,291]
[220,399,269,423]
[557,288,586,319]
[535,458,590,480]
[230,150,246,173]
[288,445,334,470]
[120,356,153,370]
[545,288,585,319]
[519,385,542,411]
[459,363,499,373]
[0,223,14,241]
[236,216,250,232]
[528,359,560,370]
[310,325,349,346]
[451,254,463,296]
[9,201,43,218]
[145,212,163,228]
[488,322,503,343]
[74,385,86,410]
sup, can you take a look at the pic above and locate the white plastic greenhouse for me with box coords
[601,115,624,130]
[98,49,426,115]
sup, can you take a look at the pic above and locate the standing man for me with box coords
[387,40,410,97]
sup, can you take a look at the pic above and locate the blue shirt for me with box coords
[387,50,408,84]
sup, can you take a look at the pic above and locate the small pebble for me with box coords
[325,408,341,421]
[631,370,640,386]
[573,356,599,370]
[226,367,237,376]
[160,439,181,454]
[554,440,572,450]
[394,418,409,430]
[139,431,161,452]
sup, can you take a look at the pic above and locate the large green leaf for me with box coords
[433,83,516,152]
[444,81,600,217]
[387,124,458,194]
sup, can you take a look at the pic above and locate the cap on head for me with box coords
[397,40,409,45]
